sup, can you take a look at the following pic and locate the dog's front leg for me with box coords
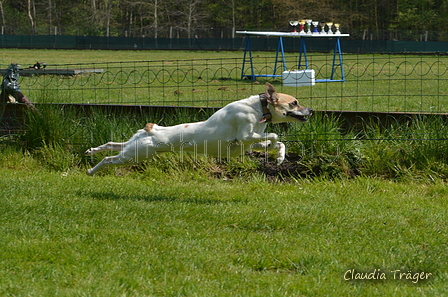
[251,140,286,165]
[243,132,286,165]
[275,141,286,165]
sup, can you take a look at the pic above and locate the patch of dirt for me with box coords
[247,152,311,182]
[249,151,360,182]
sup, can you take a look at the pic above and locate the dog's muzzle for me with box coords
[287,108,313,122]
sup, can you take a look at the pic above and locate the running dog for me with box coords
[85,83,313,175]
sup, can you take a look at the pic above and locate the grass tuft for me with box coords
[10,104,448,180]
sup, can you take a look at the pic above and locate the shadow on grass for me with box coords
[83,191,245,205]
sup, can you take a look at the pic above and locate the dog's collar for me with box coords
[259,93,272,123]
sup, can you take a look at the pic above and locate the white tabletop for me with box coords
[236,31,349,37]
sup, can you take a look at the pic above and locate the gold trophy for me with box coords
[299,20,306,35]
[326,22,333,34]
[320,22,326,34]
[334,23,341,34]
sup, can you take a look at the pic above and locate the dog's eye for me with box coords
[290,100,298,107]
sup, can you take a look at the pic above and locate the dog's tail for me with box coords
[144,123,157,134]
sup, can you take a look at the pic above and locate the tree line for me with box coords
[0,0,446,39]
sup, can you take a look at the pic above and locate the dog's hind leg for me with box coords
[86,141,159,175]
[85,142,125,156]
[85,129,149,156]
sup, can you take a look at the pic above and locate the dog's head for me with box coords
[263,83,313,123]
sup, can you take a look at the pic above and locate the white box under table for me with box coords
[282,70,315,87]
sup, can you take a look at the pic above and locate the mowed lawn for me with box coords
[0,164,447,296]
[1,48,447,296]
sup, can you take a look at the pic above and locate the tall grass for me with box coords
[360,115,448,179]
[19,102,216,172]
[14,103,448,180]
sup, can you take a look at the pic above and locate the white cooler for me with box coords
[282,70,315,87]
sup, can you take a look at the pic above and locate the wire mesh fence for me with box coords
[2,52,448,147]
[10,53,448,111]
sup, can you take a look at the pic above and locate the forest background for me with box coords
[0,0,445,40]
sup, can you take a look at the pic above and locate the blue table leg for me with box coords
[241,35,286,80]
[241,35,255,80]
[330,37,345,82]
[273,37,287,76]
[298,38,308,70]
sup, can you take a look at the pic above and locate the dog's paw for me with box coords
[85,148,94,156]
[276,156,285,165]
[276,142,286,165]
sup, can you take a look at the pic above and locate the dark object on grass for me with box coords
[1,63,37,110]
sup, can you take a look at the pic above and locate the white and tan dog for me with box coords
[85,83,313,175]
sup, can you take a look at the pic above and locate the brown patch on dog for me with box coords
[184,124,189,128]
[144,123,155,132]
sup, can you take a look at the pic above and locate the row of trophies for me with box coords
[289,20,341,35]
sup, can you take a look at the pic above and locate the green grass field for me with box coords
[2,49,448,112]
[0,161,447,296]
[1,49,448,296]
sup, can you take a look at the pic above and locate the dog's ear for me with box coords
[265,82,278,104]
